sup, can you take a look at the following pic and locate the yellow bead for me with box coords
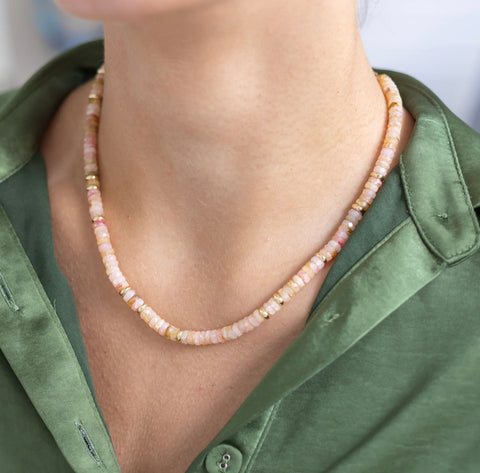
[119,286,131,296]
[259,307,270,319]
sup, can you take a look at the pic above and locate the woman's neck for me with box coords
[98,1,394,225]
[44,0,415,279]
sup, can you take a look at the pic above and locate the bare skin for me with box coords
[43,1,415,472]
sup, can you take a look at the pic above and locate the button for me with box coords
[204,444,243,473]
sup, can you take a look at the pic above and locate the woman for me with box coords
[0,1,478,472]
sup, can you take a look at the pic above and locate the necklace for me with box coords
[83,65,403,345]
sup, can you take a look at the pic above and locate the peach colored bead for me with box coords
[360,189,376,203]
[141,309,154,323]
[302,263,316,278]
[247,313,261,327]
[288,279,301,293]
[215,329,225,343]
[253,310,265,324]
[326,240,341,254]
[232,323,242,337]
[209,330,218,344]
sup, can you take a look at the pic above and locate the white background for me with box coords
[1,0,480,131]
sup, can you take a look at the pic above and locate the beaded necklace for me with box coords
[83,65,403,345]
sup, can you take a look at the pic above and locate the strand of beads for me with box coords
[83,67,403,345]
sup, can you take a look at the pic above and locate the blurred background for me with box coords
[0,0,479,132]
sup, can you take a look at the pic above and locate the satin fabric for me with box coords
[0,41,479,473]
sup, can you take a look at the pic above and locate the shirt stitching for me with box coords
[399,83,479,261]
[242,402,281,473]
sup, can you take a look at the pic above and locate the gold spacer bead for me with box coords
[370,171,385,182]
[88,96,101,104]
[85,174,99,180]
[316,253,328,263]
[91,215,105,222]
[165,326,180,340]
[352,203,366,215]
[86,184,99,191]
[287,280,298,292]
[119,286,131,296]
[88,93,100,100]
[273,293,284,305]
[259,307,270,319]
[388,101,401,109]
[137,303,147,314]
[356,199,370,209]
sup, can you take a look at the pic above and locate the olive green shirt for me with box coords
[0,40,479,473]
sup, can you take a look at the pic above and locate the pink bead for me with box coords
[203,331,212,344]
[333,230,349,247]
[122,290,135,302]
[242,318,255,333]
[210,330,219,344]
[293,274,305,288]
[132,298,144,311]
[279,287,292,303]
[148,315,161,329]
[373,165,387,175]
[360,188,376,203]
[376,159,390,170]
[365,180,381,192]
[102,254,116,265]
[232,323,242,337]
[311,255,325,270]
[298,269,311,284]
[158,321,169,335]
[265,298,281,314]
[99,243,112,253]
[326,240,341,254]
[380,147,395,160]
[347,209,362,224]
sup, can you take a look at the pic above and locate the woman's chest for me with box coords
[77,295,313,473]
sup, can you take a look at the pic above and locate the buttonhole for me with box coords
[0,270,19,312]
[75,421,102,466]
[436,213,449,221]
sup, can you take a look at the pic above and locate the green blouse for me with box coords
[0,40,479,473]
